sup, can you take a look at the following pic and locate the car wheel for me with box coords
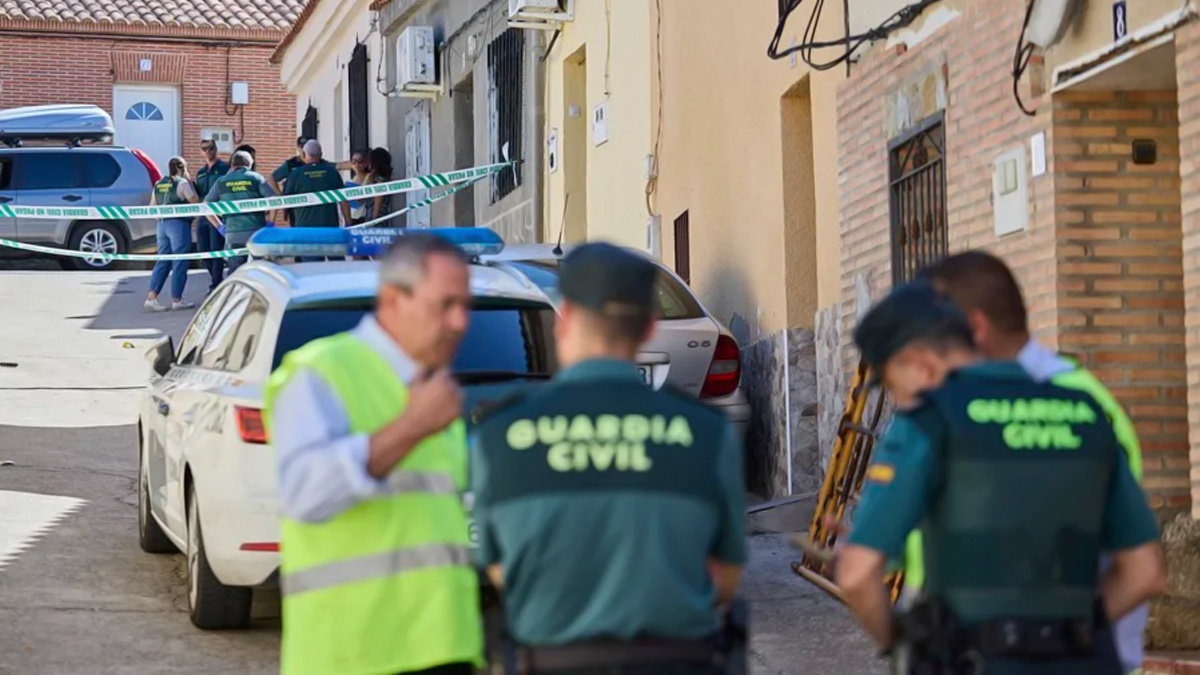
[186,483,252,629]
[137,443,176,554]
[68,222,125,271]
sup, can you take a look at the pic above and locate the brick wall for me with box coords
[1176,20,1200,518]
[1053,90,1188,511]
[837,2,1195,513]
[837,0,1057,363]
[0,34,295,172]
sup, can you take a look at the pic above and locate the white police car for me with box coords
[136,228,560,629]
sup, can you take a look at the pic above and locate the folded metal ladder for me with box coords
[790,358,904,603]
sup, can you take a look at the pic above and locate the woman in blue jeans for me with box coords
[145,157,201,312]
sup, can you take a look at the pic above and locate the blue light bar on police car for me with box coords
[246,227,506,259]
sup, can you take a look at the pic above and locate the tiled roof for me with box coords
[0,0,306,35]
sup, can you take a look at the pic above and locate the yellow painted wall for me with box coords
[655,0,842,335]
[542,0,654,249]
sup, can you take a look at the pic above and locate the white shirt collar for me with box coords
[1016,338,1074,382]
[351,314,419,385]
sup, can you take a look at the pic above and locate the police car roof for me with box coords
[234,259,550,305]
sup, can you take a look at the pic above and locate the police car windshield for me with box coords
[273,297,558,376]
[509,261,705,320]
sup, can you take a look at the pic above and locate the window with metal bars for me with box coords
[348,43,370,155]
[487,28,524,202]
[888,112,947,285]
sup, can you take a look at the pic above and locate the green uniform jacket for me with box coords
[204,168,274,233]
[284,159,344,227]
[470,359,747,646]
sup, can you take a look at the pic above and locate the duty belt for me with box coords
[511,637,719,673]
[966,616,1095,659]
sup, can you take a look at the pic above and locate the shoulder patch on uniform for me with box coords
[866,462,895,485]
[470,392,528,426]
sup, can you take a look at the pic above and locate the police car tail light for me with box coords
[700,335,741,399]
[235,406,268,444]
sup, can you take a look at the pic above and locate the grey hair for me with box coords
[230,150,253,168]
[303,139,323,159]
[379,233,469,291]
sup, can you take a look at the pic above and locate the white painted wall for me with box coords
[278,0,389,164]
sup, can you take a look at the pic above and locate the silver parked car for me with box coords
[484,243,752,439]
[0,146,159,270]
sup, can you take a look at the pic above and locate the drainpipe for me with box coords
[529,30,547,243]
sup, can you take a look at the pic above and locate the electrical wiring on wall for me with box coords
[767,0,942,71]
[1012,0,1040,116]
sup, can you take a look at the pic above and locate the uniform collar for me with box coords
[228,167,248,175]
[556,358,643,384]
[351,315,419,385]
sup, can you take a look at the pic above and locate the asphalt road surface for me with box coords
[0,264,881,675]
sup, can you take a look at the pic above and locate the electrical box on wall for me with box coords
[396,26,440,98]
[993,146,1029,237]
[592,102,609,146]
[230,82,249,105]
[201,128,235,154]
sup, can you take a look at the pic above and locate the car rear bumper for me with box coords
[705,389,751,440]
[199,492,280,588]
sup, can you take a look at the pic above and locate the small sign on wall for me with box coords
[1113,0,1128,41]
[138,58,152,72]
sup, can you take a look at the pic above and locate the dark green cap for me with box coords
[559,242,657,316]
[853,280,971,384]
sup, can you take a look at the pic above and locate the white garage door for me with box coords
[112,85,181,174]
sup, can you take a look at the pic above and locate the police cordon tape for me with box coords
[0,161,512,222]
[0,177,483,262]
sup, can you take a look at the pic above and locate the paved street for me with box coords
[0,264,881,674]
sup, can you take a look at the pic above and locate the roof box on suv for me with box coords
[0,104,115,147]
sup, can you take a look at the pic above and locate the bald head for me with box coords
[303,139,323,161]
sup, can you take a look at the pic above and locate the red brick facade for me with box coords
[836,0,1200,514]
[0,34,295,173]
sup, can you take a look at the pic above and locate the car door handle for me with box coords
[0,196,11,204]
[62,195,84,202]
[156,401,170,416]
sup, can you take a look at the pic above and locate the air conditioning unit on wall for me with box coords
[508,0,575,30]
[395,25,440,99]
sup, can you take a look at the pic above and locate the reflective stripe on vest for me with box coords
[386,470,457,495]
[281,543,471,596]
[264,332,482,675]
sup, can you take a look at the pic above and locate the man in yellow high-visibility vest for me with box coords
[264,233,483,675]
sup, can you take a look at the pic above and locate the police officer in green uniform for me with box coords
[269,136,307,226]
[470,243,747,674]
[285,139,352,262]
[194,137,230,293]
[921,251,1149,674]
[203,150,275,273]
[835,280,1165,675]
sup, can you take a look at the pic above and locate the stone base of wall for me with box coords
[815,303,844,474]
[1150,514,1200,649]
[741,326,820,499]
[482,199,539,244]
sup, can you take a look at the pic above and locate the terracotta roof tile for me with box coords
[0,0,305,33]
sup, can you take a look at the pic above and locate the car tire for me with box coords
[137,442,176,554]
[67,222,126,271]
[186,483,252,629]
